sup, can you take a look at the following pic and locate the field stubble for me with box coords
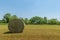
[0,25,60,40]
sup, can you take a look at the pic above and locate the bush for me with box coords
[8,19,24,33]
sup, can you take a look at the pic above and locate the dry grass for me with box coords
[0,25,60,40]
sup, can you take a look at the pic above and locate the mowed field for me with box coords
[0,25,60,40]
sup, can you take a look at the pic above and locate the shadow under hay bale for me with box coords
[4,31,13,34]
[4,31,23,34]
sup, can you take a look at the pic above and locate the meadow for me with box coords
[0,25,60,40]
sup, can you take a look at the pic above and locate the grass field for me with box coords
[0,25,60,40]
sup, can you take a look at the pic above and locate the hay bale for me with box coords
[8,19,24,33]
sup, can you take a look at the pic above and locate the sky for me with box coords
[0,0,60,20]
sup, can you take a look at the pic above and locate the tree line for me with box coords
[0,13,60,25]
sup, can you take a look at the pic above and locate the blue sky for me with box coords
[0,0,60,20]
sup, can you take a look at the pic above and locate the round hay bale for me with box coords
[8,19,24,33]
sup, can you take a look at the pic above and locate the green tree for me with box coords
[0,20,2,23]
[30,16,44,24]
[2,18,7,23]
[9,15,18,21]
[43,17,47,24]
[48,19,58,25]
[3,13,11,23]
[19,17,24,22]
[56,21,60,25]
[24,18,29,24]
